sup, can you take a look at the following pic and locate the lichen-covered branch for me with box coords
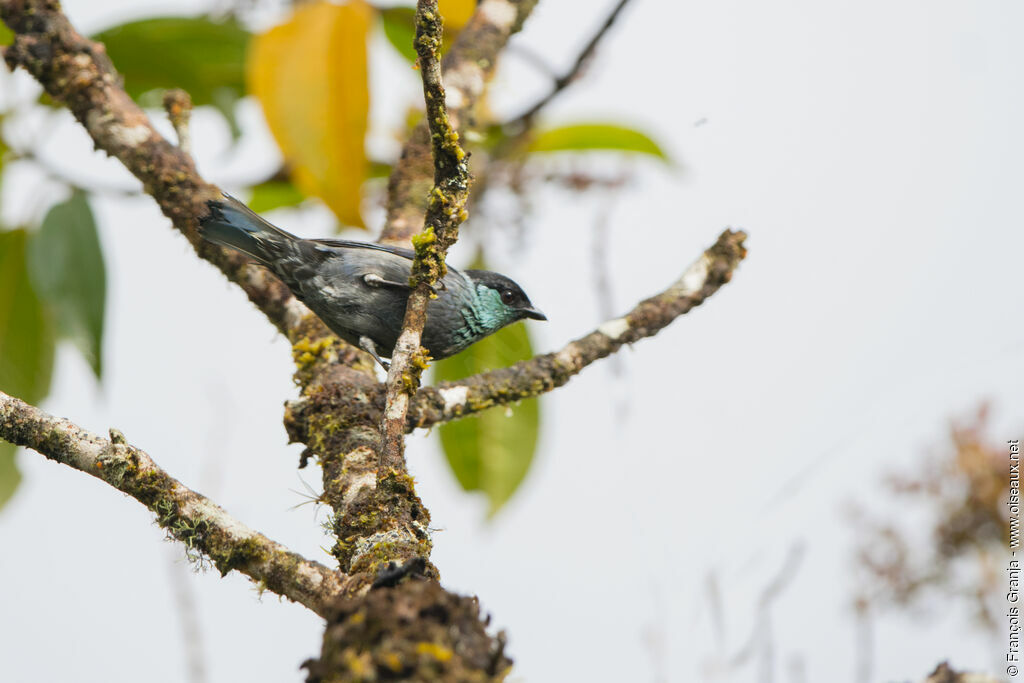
[380,0,537,244]
[404,229,748,428]
[285,230,748,444]
[0,391,348,618]
[378,0,471,476]
[504,0,633,130]
[0,0,309,337]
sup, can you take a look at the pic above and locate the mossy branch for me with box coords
[380,0,538,244]
[286,230,749,442]
[0,391,349,618]
[402,229,749,428]
[0,0,313,338]
[378,0,471,477]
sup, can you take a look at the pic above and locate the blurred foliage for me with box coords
[28,192,106,379]
[93,17,249,136]
[0,230,56,406]
[526,123,670,162]
[0,443,18,511]
[248,0,371,229]
[434,259,540,517]
[0,230,56,511]
[0,0,673,516]
[380,0,474,63]
[248,179,306,213]
[852,404,1010,634]
[380,7,418,63]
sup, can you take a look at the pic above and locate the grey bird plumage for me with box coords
[199,193,545,364]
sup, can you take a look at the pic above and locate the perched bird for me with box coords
[199,193,546,366]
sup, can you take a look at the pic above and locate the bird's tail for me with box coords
[199,193,298,266]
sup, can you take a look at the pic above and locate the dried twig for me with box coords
[504,0,634,130]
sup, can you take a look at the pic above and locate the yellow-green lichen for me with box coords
[416,642,453,662]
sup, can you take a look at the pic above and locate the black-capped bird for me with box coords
[199,194,545,367]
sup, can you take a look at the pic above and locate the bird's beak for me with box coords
[521,307,547,321]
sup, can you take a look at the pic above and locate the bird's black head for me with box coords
[464,269,547,323]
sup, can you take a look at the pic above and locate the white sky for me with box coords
[1,0,1021,681]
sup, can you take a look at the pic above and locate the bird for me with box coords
[198,193,546,367]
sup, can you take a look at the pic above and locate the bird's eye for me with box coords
[500,289,516,305]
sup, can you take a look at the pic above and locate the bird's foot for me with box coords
[359,336,390,370]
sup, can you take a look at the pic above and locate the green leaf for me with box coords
[0,23,12,46]
[526,123,671,163]
[379,2,469,63]
[92,17,249,113]
[0,442,20,512]
[28,192,106,378]
[248,180,306,213]
[0,228,56,404]
[434,271,540,516]
[368,160,393,179]
[380,7,418,64]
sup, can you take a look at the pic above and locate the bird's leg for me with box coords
[363,272,446,294]
[359,335,390,370]
[363,273,409,290]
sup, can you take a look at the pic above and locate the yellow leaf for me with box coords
[247,0,371,229]
[439,0,475,32]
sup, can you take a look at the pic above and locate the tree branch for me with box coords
[378,0,471,478]
[405,229,748,429]
[0,0,311,338]
[504,0,633,130]
[0,391,348,618]
[381,0,537,244]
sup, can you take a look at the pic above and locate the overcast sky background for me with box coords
[1,0,1021,681]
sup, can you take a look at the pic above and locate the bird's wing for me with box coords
[311,239,416,261]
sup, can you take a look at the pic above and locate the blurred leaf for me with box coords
[380,7,417,63]
[438,0,473,30]
[249,0,371,229]
[248,180,305,213]
[439,0,476,31]
[0,23,12,46]
[28,192,106,378]
[92,16,249,132]
[380,1,473,63]
[527,123,670,163]
[435,269,540,516]
[368,160,393,179]
[93,16,248,101]
[0,442,19,512]
[0,229,55,404]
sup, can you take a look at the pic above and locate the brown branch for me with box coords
[0,0,309,338]
[381,0,537,244]
[405,229,748,429]
[378,0,471,478]
[504,0,634,130]
[0,391,348,618]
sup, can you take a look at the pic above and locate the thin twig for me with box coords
[381,0,538,243]
[163,88,193,156]
[0,391,348,617]
[404,229,748,429]
[504,0,633,130]
[378,0,471,477]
